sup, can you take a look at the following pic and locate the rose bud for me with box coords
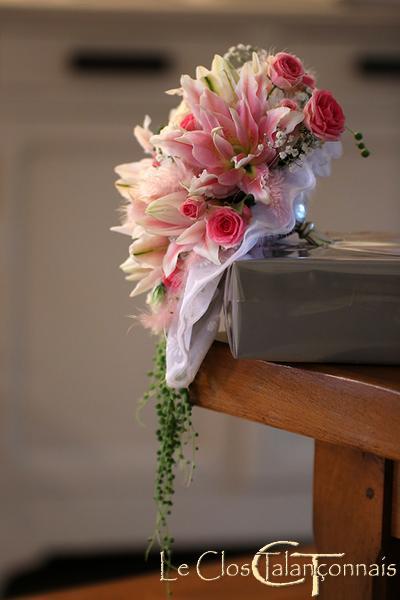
[179,196,207,220]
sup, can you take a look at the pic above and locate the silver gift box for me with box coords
[224,233,400,364]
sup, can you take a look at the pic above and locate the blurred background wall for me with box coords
[0,0,399,595]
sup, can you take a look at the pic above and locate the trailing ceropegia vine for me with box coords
[137,336,198,577]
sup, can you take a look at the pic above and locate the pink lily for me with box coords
[175,220,220,265]
[152,67,303,203]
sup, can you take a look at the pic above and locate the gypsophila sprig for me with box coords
[142,337,197,572]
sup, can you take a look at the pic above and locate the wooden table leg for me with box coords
[313,441,388,600]
[392,462,400,540]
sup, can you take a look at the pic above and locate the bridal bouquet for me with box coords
[113,45,368,566]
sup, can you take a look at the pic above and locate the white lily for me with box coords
[120,252,163,298]
[196,54,238,105]
[130,234,169,265]
[114,158,153,200]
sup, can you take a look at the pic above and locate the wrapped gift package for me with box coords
[224,233,400,364]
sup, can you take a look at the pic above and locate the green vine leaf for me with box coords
[139,336,198,582]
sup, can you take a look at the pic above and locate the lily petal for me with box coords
[162,241,190,277]
[176,220,206,246]
[129,268,162,298]
[131,233,169,256]
[146,191,191,226]
[193,235,220,265]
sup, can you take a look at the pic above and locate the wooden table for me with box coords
[21,342,400,600]
[19,551,313,599]
[191,341,400,600]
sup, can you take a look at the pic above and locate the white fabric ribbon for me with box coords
[166,142,342,388]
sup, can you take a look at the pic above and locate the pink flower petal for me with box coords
[162,242,190,277]
[193,235,220,265]
[263,107,291,139]
[229,107,248,148]
[217,170,243,186]
[151,130,202,168]
[279,109,304,134]
[140,217,189,237]
[212,131,234,161]
[200,88,232,122]
[179,131,220,169]
[237,98,259,149]
[181,74,204,119]
[176,220,206,246]
[236,62,262,121]
[240,165,270,203]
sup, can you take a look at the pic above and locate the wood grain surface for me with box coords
[313,441,386,600]
[191,342,400,461]
[392,462,400,539]
[19,550,314,600]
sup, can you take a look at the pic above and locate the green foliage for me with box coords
[139,336,197,576]
[348,128,371,158]
[151,282,166,305]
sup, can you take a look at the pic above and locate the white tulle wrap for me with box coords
[166,142,342,388]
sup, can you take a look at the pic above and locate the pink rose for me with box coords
[179,196,206,219]
[180,113,197,131]
[304,89,345,141]
[303,73,316,89]
[269,52,304,89]
[206,207,246,248]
